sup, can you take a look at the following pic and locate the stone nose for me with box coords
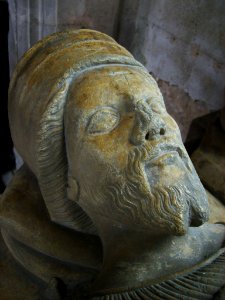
[130,101,166,146]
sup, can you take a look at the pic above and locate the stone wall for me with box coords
[118,0,225,140]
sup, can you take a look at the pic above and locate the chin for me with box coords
[110,155,208,235]
[80,143,209,237]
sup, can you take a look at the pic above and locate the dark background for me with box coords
[0,1,15,192]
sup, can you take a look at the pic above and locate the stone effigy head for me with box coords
[5,30,225,299]
[9,29,209,239]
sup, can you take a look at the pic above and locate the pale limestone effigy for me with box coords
[0,30,224,299]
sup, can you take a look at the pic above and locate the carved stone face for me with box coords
[65,66,209,236]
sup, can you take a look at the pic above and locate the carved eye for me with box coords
[87,108,120,135]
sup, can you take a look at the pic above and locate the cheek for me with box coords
[86,116,134,169]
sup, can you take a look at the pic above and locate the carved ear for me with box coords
[67,175,79,202]
[66,174,98,235]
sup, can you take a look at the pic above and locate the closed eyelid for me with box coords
[86,107,120,135]
[87,106,119,120]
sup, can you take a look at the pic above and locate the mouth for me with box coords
[144,143,192,172]
[148,144,183,162]
[149,150,179,165]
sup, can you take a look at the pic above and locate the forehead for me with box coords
[68,66,162,110]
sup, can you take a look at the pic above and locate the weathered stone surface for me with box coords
[0,188,224,300]
[0,233,39,300]
[1,29,225,299]
[207,190,225,224]
[192,124,225,203]
[119,0,225,111]
[57,0,120,35]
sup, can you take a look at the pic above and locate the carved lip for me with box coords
[148,144,183,161]
[148,150,179,165]
[146,144,191,171]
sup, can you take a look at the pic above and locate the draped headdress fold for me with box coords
[8,29,145,232]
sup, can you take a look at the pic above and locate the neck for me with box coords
[91,221,225,294]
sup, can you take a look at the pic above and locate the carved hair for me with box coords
[8,30,145,232]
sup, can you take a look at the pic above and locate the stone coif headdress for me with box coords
[8,30,144,232]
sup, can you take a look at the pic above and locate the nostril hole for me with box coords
[145,132,150,140]
[160,128,165,135]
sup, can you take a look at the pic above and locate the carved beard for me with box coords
[103,144,209,236]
